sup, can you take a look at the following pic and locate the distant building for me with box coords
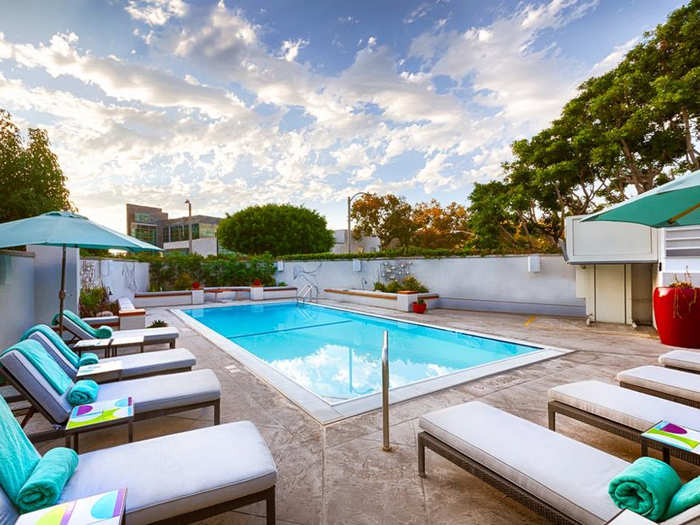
[125,203,225,256]
[331,229,381,254]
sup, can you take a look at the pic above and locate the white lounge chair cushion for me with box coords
[97,369,220,414]
[112,326,179,344]
[549,380,700,431]
[617,366,700,404]
[102,348,195,379]
[419,401,626,524]
[659,350,700,373]
[59,421,277,525]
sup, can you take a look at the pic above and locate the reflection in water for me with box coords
[184,302,539,402]
[268,344,459,400]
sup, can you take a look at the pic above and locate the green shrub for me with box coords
[79,286,117,317]
[137,252,276,291]
[401,276,428,293]
[373,281,386,292]
[148,320,168,328]
[384,280,401,293]
[277,281,287,287]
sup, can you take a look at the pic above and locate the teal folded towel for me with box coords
[0,396,40,504]
[2,340,72,395]
[609,457,682,521]
[665,476,700,520]
[66,380,99,406]
[21,324,80,368]
[16,447,78,513]
[52,310,113,339]
[78,353,99,366]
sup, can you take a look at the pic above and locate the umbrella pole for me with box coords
[58,246,66,336]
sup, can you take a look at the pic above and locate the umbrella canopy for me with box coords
[0,211,160,251]
[0,211,160,334]
[583,169,700,228]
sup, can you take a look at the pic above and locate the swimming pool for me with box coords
[179,302,564,421]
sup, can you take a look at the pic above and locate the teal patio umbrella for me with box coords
[583,169,700,228]
[0,211,161,334]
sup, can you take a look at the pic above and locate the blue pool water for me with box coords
[183,303,540,402]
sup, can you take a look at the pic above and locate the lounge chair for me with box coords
[616,366,699,408]
[548,380,700,465]
[56,310,179,350]
[659,350,700,374]
[0,397,277,525]
[24,325,195,381]
[418,401,699,525]
[0,341,220,447]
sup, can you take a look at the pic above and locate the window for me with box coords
[134,212,156,224]
[199,223,217,238]
[131,224,157,244]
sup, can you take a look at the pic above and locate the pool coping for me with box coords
[171,300,573,424]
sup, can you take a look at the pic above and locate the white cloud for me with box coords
[280,39,308,62]
[125,0,188,26]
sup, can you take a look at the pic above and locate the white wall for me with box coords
[275,255,584,316]
[164,237,218,256]
[0,250,36,349]
[30,245,79,326]
[81,258,150,300]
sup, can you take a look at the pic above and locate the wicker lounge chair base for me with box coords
[418,431,578,525]
[149,486,275,525]
[547,400,699,466]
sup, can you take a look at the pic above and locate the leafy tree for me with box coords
[467,1,700,252]
[217,204,334,256]
[351,193,416,249]
[0,110,73,222]
[411,200,471,249]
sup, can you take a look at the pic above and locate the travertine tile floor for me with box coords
[28,303,699,524]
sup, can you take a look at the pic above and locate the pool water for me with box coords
[183,302,540,402]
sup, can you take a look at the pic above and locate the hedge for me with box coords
[278,246,560,261]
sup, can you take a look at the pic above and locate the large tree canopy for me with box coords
[0,110,73,223]
[468,0,699,251]
[351,193,470,250]
[217,204,334,256]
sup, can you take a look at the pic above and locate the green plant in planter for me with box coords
[148,320,168,328]
[417,298,425,305]
[373,281,386,292]
[401,276,428,293]
[277,281,287,287]
[384,280,401,293]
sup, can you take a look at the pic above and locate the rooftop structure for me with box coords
[125,203,223,255]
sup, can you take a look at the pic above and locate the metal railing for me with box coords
[381,330,392,452]
[296,284,317,303]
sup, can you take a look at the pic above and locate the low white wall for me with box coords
[81,258,150,300]
[0,250,36,349]
[275,255,584,316]
[31,245,79,325]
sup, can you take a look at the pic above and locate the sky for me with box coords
[0,0,686,231]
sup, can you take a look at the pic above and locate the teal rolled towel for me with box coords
[66,380,99,406]
[94,325,113,339]
[665,476,700,519]
[608,457,681,521]
[78,352,99,366]
[16,447,78,513]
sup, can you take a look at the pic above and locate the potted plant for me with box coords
[252,278,263,287]
[412,298,427,314]
[653,272,700,348]
[191,282,200,290]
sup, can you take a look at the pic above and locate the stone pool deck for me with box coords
[30,302,698,524]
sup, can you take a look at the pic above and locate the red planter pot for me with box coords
[412,302,427,314]
[653,286,700,348]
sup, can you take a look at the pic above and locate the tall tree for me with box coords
[351,193,416,249]
[217,203,334,256]
[411,200,470,249]
[0,110,73,222]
